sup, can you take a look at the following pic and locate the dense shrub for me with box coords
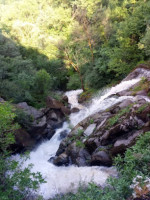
[67,73,81,90]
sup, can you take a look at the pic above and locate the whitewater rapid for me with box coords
[12,72,149,199]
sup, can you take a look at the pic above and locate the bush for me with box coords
[14,108,33,130]
[0,102,45,200]
[67,73,81,90]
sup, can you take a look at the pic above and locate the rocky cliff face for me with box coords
[53,66,150,167]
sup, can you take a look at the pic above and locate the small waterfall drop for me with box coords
[12,72,149,199]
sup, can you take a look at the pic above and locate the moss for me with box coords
[76,140,85,148]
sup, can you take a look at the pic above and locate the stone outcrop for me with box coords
[14,96,70,152]
[53,67,150,167]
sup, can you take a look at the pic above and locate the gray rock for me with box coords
[0,97,4,102]
[76,149,91,166]
[14,129,35,151]
[112,130,143,155]
[84,124,96,137]
[59,130,68,140]
[119,99,133,109]
[123,66,150,81]
[97,119,107,130]
[71,107,80,113]
[91,151,112,167]
[17,102,43,119]
[53,153,69,166]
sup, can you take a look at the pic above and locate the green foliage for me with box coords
[0,102,45,200]
[77,128,84,135]
[14,108,33,130]
[76,140,85,148]
[0,0,150,96]
[34,69,52,97]
[55,132,150,200]
[0,102,19,152]
[89,118,94,124]
[67,73,81,90]
[67,128,84,143]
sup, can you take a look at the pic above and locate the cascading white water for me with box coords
[12,71,150,199]
[68,79,140,126]
[65,89,83,109]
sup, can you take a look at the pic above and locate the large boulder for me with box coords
[90,151,112,167]
[12,129,36,152]
[46,96,71,115]
[123,65,150,81]
[53,153,69,166]
[17,102,47,140]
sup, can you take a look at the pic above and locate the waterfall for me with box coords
[12,72,149,199]
[67,78,140,126]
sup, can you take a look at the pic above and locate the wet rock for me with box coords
[48,157,55,163]
[47,128,55,140]
[119,99,133,109]
[46,96,71,115]
[14,129,35,152]
[53,153,69,166]
[17,102,47,140]
[51,122,63,129]
[45,109,64,126]
[59,130,68,140]
[56,139,68,156]
[71,107,80,113]
[96,119,107,130]
[62,95,68,104]
[118,90,133,96]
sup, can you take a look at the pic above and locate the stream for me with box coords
[12,72,149,199]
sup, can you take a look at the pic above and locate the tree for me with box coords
[34,69,52,97]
